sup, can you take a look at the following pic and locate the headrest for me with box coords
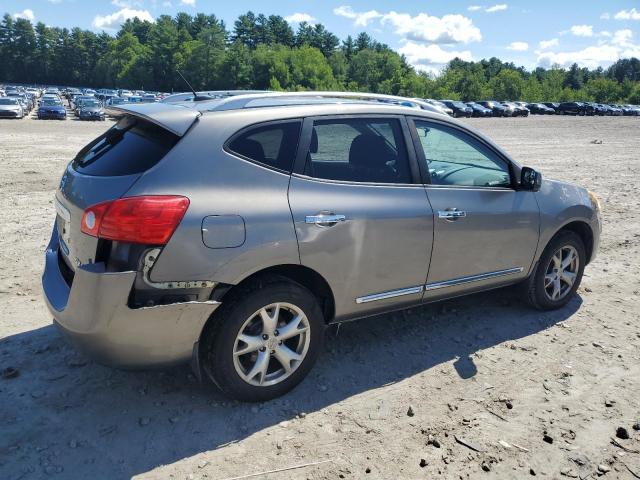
[349,134,388,168]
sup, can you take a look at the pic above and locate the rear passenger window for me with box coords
[227,121,301,172]
[303,118,412,184]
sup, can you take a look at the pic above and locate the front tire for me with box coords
[201,277,325,402]
[523,231,586,310]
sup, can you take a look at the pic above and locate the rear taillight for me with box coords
[80,195,189,245]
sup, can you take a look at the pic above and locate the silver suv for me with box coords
[42,92,602,401]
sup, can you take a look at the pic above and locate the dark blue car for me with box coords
[38,99,66,120]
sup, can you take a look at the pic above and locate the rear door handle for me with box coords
[438,209,467,220]
[305,213,346,227]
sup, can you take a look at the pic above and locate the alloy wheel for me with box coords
[232,302,311,387]
[544,245,579,301]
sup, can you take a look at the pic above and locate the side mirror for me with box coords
[520,167,542,192]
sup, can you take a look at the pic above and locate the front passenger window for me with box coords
[414,120,511,188]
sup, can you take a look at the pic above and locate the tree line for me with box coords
[1,11,639,103]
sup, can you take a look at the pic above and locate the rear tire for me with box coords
[201,277,325,402]
[522,231,586,310]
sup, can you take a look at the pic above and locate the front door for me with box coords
[288,116,434,321]
[409,118,540,300]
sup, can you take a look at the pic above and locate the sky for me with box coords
[2,0,640,73]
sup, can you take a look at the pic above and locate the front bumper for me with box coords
[39,111,66,119]
[42,226,219,368]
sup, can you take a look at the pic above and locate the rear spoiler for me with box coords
[104,102,200,137]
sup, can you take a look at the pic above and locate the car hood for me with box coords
[80,107,103,113]
[0,104,21,111]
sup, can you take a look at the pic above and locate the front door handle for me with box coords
[438,209,467,220]
[305,213,346,227]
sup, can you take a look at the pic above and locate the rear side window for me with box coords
[303,118,412,184]
[227,121,301,172]
[72,116,178,176]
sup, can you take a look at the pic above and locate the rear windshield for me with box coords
[72,116,179,176]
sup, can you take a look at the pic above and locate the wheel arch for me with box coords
[210,264,336,324]
[549,220,595,264]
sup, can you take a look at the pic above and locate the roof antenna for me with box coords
[177,70,212,101]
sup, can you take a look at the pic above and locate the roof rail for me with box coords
[202,91,443,114]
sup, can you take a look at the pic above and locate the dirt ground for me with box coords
[1,111,639,480]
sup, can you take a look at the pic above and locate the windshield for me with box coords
[83,101,100,107]
[0,98,18,105]
[42,99,62,106]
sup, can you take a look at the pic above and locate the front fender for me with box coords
[533,179,600,265]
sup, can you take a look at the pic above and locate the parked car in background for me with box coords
[542,102,560,113]
[77,99,105,121]
[38,97,67,120]
[477,100,508,116]
[441,100,473,117]
[620,104,640,116]
[42,91,601,401]
[141,93,158,103]
[421,99,454,116]
[557,102,589,115]
[526,103,555,114]
[73,95,98,115]
[503,102,529,116]
[466,102,493,117]
[106,96,128,106]
[0,97,24,118]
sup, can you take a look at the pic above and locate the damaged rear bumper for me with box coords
[41,228,219,368]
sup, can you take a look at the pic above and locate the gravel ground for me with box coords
[0,111,639,480]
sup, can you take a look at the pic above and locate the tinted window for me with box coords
[414,120,511,188]
[227,121,301,172]
[304,118,412,184]
[72,116,178,176]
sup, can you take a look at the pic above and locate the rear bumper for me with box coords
[41,226,219,368]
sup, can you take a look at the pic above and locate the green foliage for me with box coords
[0,10,638,103]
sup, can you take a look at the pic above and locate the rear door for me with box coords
[288,115,434,321]
[408,117,540,300]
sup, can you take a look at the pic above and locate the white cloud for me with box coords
[538,45,619,69]
[485,4,508,13]
[112,0,139,7]
[599,31,612,38]
[381,11,482,44]
[398,41,473,72]
[284,13,316,24]
[180,0,195,6]
[507,41,528,51]
[467,5,482,11]
[539,38,559,49]
[334,7,482,44]
[614,8,640,21]
[570,24,594,37]
[92,8,154,30]
[600,12,610,20]
[612,29,633,45]
[13,9,35,21]
[333,6,381,27]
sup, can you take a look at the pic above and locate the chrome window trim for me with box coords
[355,285,424,304]
[425,267,523,291]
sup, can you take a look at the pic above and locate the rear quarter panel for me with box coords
[124,112,301,285]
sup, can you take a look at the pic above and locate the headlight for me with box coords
[588,190,602,226]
